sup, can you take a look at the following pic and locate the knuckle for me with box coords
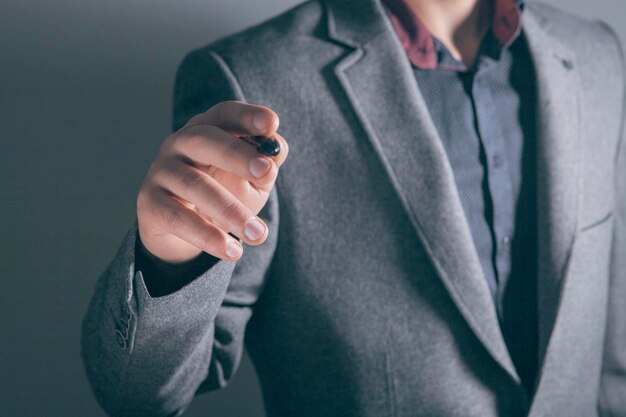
[209,102,225,121]
[220,199,247,225]
[137,185,158,217]
[211,100,231,112]
[181,128,206,150]
[236,104,251,124]
[211,101,235,122]
[223,138,242,163]
[222,100,243,112]
[173,125,208,153]
[164,205,184,230]
[145,160,167,185]
[186,113,204,125]
[179,169,207,200]
[210,100,249,129]
[159,134,177,155]
[136,186,149,211]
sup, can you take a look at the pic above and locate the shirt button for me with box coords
[501,236,511,245]
[493,154,504,168]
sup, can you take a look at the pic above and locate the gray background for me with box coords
[0,1,624,416]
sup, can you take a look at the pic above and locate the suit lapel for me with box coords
[324,0,519,382]
[522,4,582,383]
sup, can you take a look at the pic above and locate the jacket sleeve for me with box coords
[598,20,626,417]
[134,226,222,298]
[81,47,280,417]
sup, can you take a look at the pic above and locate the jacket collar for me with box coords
[381,0,523,69]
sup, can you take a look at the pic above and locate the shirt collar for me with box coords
[381,0,524,70]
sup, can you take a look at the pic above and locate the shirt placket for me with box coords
[470,56,517,318]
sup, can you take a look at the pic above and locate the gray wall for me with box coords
[1,1,624,416]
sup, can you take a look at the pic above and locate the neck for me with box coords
[405,0,493,66]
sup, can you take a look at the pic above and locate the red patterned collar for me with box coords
[381,0,523,70]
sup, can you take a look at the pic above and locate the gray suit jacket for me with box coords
[81,1,626,416]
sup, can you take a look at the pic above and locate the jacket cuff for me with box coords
[134,228,222,297]
[109,219,237,354]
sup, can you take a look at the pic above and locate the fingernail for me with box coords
[249,157,271,178]
[225,239,243,258]
[252,113,270,133]
[244,218,265,240]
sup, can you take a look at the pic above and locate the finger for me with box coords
[147,188,244,261]
[171,124,279,189]
[187,100,279,137]
[153,160,270,246]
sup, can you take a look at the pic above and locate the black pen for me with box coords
[239,135,281,157]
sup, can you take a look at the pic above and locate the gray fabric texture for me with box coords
[81,0,626,416]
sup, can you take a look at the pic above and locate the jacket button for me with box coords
[115,329,126,349]
[561,58,573,70]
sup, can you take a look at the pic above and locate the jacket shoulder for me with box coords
[171,1,327,130]
[527,1,623,63]
[188,1,324,65]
